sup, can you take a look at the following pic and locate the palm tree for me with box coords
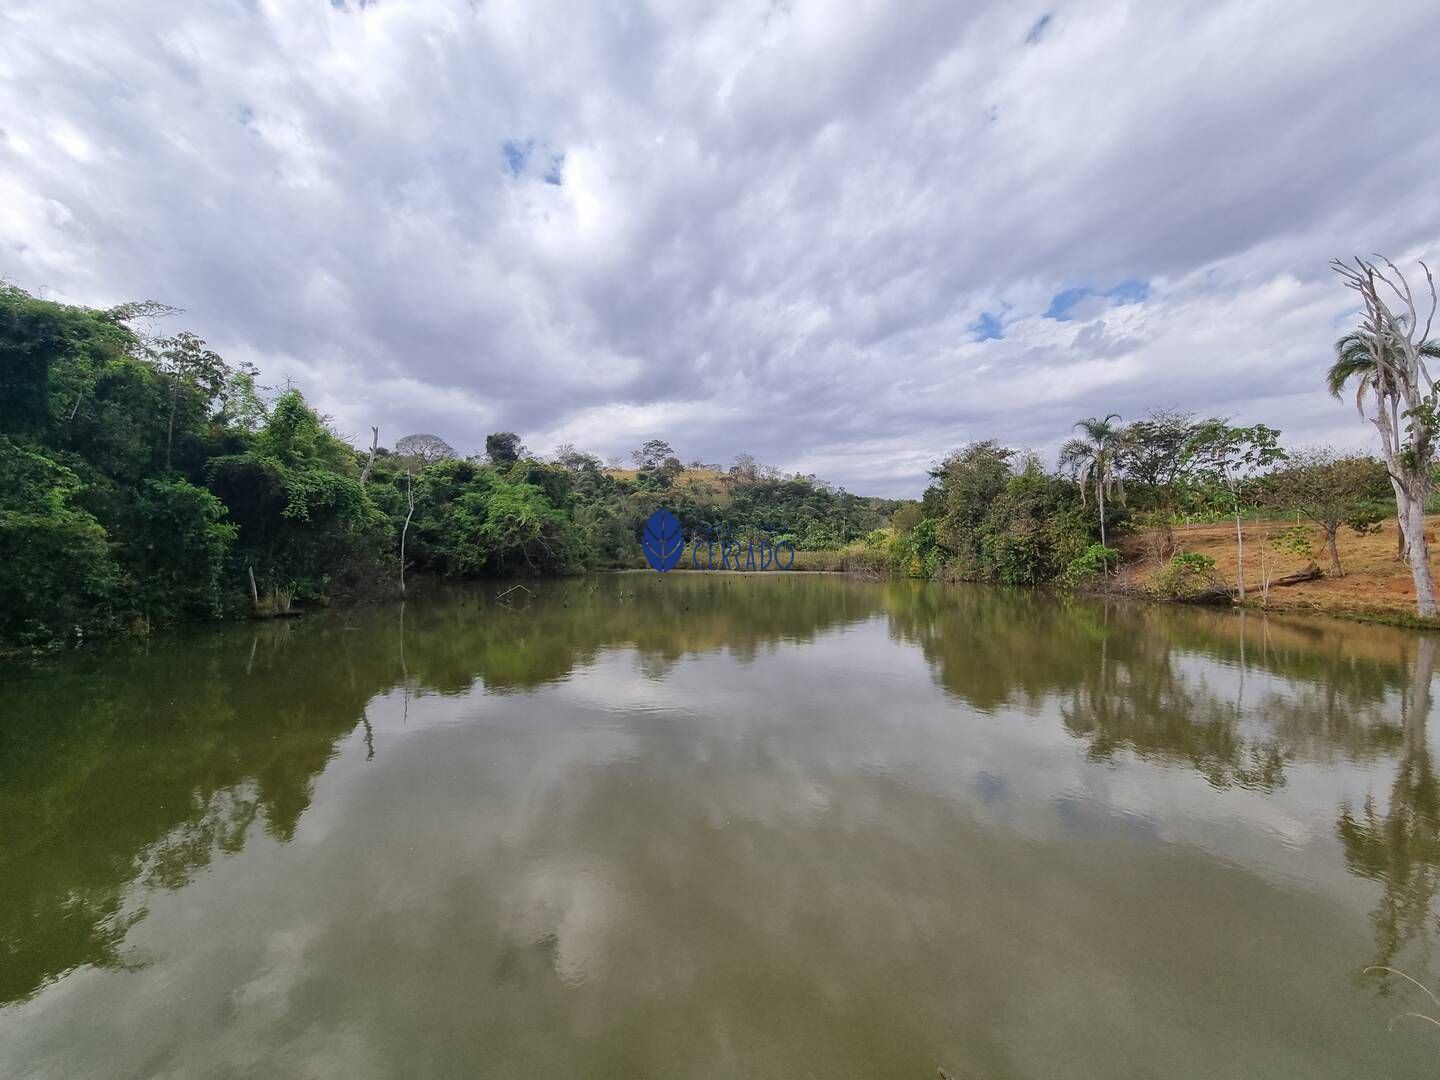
[1060,414,1126,548]
[1328,327,1440,561]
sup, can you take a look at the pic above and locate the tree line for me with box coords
[0,283,898,647]
[819,255,1440,619]
[2,252,1435,647]
[878,415,1389,594]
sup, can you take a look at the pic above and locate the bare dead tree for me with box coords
[1331,255,1440,616]
[395,432,456,465]
[360,426,379,486]
[399,469,415,595]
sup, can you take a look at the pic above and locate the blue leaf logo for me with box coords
[641,508,684,573]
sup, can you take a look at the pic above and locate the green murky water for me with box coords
[3,573,1439,1078]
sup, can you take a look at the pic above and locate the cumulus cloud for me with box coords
[2,0,1438,494]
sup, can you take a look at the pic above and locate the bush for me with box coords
[1153,552,1219,599]
[1062,543,1120,586]
[1269,525,1314,562]
[1133,512,1176,562]
[0,438,118,644]
[892,518,943,578]
[126,478,238,621]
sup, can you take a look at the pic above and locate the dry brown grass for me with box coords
[604,467,735,507]
[1123,515,1440,620]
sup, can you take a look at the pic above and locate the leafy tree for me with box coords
[631,439,675,469]
[0,284,69,436]
[1059,414,1126,548]
[1117,410,1193,490]
[150,331,227,471]
[0,436,116,643]
[891,503,923,532]
[1116,408,1219,511]
[924,440,1014,537]
[480,479,582,574]
[912,442,1090,585]
[484,431,525,467]
[412,464,580,576]
[1264,449,1390,576]
[1182,421,1286,601]
[208,390,378,599]
[3,283,162,485]
[980,464,1092,585]
[216,361,269,432]
[126,478,237,620]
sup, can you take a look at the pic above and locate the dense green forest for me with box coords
[0,280,1412,648]
[0,286,905,648]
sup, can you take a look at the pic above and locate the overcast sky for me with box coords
[3,1,1439,496]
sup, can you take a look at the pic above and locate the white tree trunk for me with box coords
[1233,502,1245,602]
[360,426,379,487]
[1401,634,1436,763]
[1098,481,1106,549]
[1403,493,1438,617]
[1333,256,1439,617]
[1387,470,1410,561]
[400,471,415,595]
[1379,446,1436,617]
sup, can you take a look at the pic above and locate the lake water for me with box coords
[3,573,1440,1078]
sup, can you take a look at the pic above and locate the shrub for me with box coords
[893,518,943,578]
[1062,543,1120,586]
[0,437,119,644]
[1133,511,1177,563]
[1269,525,1315,562]
[1153,552,1219,599]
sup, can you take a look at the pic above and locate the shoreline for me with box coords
[8,551,1440,662]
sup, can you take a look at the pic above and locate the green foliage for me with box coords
[1153,552,1219,599]
[631,439,675,469]
[1059,414,1126,545]
[209,393,381,600]
[1183,422,1287,509]
[484,431,525,466]
[1265,450,1389,536]
[915,444,1094,585]
[924,440,1014,538]
[893,517,943,578]
[1117,411,1202,497]
[1063,543,1120,585]
[0,284,65,436]
[217,363,268,432]
[0,279,1372,648]
[257,390,354,469]
[126,479,238,620]
[1269,525,1315,562]
[479,480,583,574]
[0,436,117,643]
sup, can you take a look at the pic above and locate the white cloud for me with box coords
[2,0,1439,494]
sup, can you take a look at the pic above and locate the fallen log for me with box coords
[1271,563,1325,588]
[1184,562,1324,605]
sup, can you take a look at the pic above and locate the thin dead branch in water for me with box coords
[496,583,534,607]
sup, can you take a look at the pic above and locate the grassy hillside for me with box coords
[1121,516,1440,621]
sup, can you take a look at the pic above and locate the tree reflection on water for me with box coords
[1,574,1437,1014]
